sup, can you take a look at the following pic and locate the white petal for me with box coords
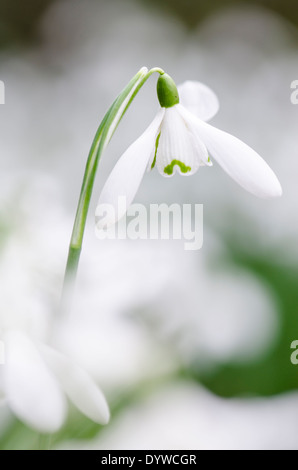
[156,106,200,177]
[41,345,110,425]
[176,105,211,167]
[178,81,219,122]
[178,106,282,198]
[190,132,213,167]
[96,108,164,228]
[3,331,67,433]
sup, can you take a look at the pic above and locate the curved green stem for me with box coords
[61,67,164,303]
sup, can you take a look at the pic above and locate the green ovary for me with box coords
[164,160,191,175]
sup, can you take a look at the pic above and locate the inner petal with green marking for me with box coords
[155,106,201,177]
[164,160,192,175]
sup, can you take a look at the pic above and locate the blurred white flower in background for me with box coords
[1,331,109,433]
[0,174,109,433]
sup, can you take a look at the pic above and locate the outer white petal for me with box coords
[178,81,219,122]
[41,345,110,425]
[156,106,200,177]
[3,331,67,433]
[178,106,282,198]
[96,109,164,228]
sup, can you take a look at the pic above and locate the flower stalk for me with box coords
[62,67,164,300]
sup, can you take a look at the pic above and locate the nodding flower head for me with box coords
[96,73,282,229]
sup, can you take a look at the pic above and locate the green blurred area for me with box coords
[0,0,298,47]
[199,251,298,397]
[0,0,53,47]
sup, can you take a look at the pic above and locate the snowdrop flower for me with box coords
[96,73,282,227]
[0,330,110,433]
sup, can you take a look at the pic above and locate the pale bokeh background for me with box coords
[1,0,298,450]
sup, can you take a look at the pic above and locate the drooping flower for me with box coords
[96,73,282,228]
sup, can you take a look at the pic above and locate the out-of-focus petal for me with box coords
[178,81,219,122]
[41,345,110,425]
[3,331,67,433]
